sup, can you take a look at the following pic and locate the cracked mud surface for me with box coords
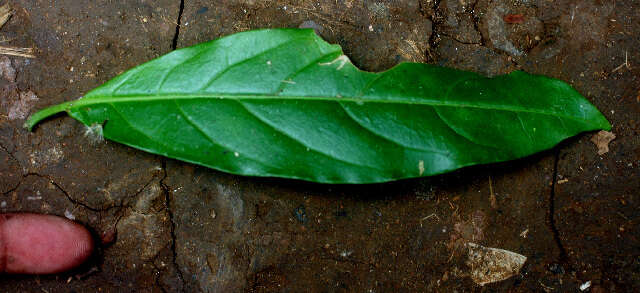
[0,0,638,292]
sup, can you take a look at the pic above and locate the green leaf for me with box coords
[26,28,610,183]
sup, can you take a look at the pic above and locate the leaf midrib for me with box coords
[74,93,590,122]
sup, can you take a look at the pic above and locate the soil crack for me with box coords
[159,158,186,291]
[426,0,442,62]
[547,151,569,264]
[26,173,119,213]
[171,0,185,50]
[0,141,17,161]
[469,0,485,46]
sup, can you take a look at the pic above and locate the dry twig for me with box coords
[612,51,631,72]
[0,46,35,58]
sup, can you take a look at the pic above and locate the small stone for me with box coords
[580,281,592,291]
[64,209,75,220]
[299,20,323,35]
[466,243,527,286]
[6,91,39,120]
[100,228,117,245]
[0,56,16,82]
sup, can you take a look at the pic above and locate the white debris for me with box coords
[84,123,104,144]
[64,209,75,220]
[340,250,353,258]
[580,281,591,291]
[29,146,64,168]
[466,242,527,286]
[318,55,350,70]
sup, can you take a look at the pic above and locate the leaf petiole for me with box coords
[25,100,76,131]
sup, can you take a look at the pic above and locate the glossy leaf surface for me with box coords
[26,29,611,183]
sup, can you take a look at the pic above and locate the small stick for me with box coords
[0,46,35,58]
[612,51,630,72]
[420,213,440,227]
[489,176,497,209]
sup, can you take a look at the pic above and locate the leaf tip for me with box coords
[601,117,613,131]
[591,106,612,131]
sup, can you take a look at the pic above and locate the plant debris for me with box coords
[0,4,35,58]
[0,46,35,58]
[0,3,12,29]
[590,130,616,155]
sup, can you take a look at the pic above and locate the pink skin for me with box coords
[0,213,93,274]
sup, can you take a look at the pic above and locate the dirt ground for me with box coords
[0,0,638,292]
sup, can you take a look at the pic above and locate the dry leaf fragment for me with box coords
[590,130,616,155]
[466,242,527,286]
[503,14,525,24]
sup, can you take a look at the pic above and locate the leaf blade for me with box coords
[26,28,611,183]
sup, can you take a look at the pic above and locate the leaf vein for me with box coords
[433,107,502,150]
[172,100,281,170]
[274,51,341,94]
[338,102,450,156]
[80,94,592,123]
[199,38,307,91]
[109,67,145,95]
[237,101,386,172]
[516,113,534,142]
[108,103,175,153]
[156,47,213,92]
